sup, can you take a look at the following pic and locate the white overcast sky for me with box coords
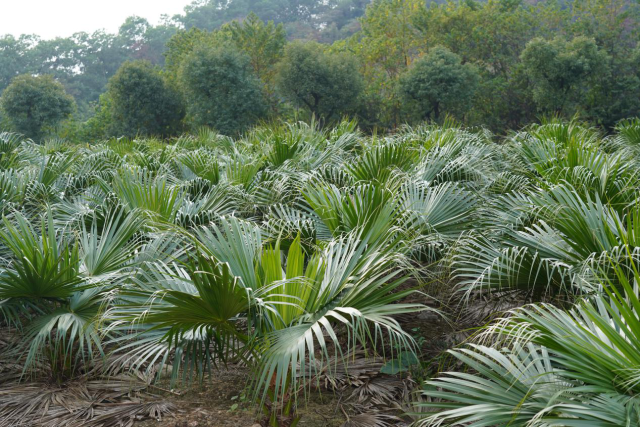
[0,0,195,40]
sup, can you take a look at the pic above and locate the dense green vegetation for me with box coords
[178,43,268,135]
[2,0,640,139]
[1,118,640,425]
[3,0,640,424]
[0,75,75,140]
[105,61,185,138]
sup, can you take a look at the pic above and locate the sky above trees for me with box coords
[1,0,193,39]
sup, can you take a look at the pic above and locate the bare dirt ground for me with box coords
[136,367,346,427]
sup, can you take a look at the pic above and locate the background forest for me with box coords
[1,0,640,141]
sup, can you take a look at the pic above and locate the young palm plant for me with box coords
[0,209,145,382]
[416,252,640,426]
[106,217,425,425]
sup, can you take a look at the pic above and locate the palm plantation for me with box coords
[0,119,640,425]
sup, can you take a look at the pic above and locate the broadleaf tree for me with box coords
[0,74,75,140]
[178,44,268,135]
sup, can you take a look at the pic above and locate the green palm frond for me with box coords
[415,139,494,186]
[0,169,28,214]
[177,149,221,184]
[78,210,145,281]
[110,168,183,223]
[253,231,424,405]
[419,251,640,427]
[0,212,81,300]
[195,216,263,290]
[454,183,640,297]
[401,181,476,239]
[5,119,639,426]
[347,143,419,184]
[176,184,238,228]
[37,151,78,187]
[21,287,104,381]
[0,131,26,169]
[303,179,403,244]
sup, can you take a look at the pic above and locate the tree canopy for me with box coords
[277,41,363,121]
[106,60,184,137]
[179,44,267,135]
[400,46,479,120]
[521,36,609,115]
[0,74,75,140]
[2,0,640,137]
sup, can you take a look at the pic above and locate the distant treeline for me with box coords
[0,0,369,119]
[1,0,640,140]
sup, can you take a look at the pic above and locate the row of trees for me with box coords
[341,0,640,129]
[0,14,371,139]
[2,0,640,139]
[0,0,368,119]
[0,17,178,117]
